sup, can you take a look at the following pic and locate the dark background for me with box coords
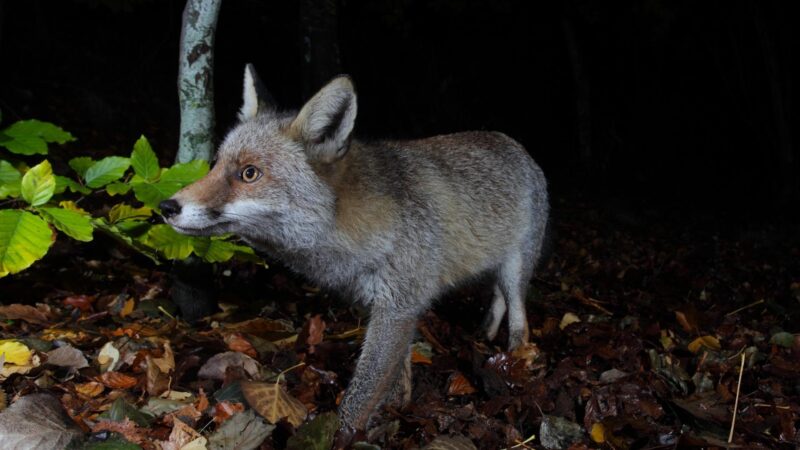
[0,0,796,217]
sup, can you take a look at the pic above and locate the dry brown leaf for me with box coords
[224,333,258,358]
[97,371,138,389]
[152,342,175,373]
[197,351,262,381]
[447,372,477,396]
[241,380,307,427]
[92,417,146,444]
[213,401,245,424]
[0,304,51,325]
[62,295,95,312]
[306,314,325,348]
[146,355,170,396]
[158,417,206,450]
[74,381,105,398]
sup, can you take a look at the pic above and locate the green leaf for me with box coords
[130,135,160,181]
[20,160,56,206]
[106,182,131,196]
[54,175,91,195]
[84,156,130,188]
[108,204,152,223]
[286,412,339,450]
[0,160,22,199]
[140,224,193,259]
[0,120,75,155]
[161,160,209,185]
[0,210,54,277]
[770,331,795,348]
[192,237,255,263]
[100,397,154,427]
[37,207,93,242]
[131,180,182,209]
[92,218,160,264]
[68,157,94,179]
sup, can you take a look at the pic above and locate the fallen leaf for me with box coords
[422,435,477,450]
[198,352,262,381]
[411,341,433,365]
[92,417,146,444]
[539,415,583,450]
[74,381,105,398]
[225,333,258,358]
[97,341,120,372]
[0,304,51,325]
[0,393,83,450]
[241,380,308,427]
[152,342,175,373]
[286,411,339,450]
[559,312,581,330]
[62,295,94,312]
[0,340,33,365]
[446,372,477,396]
[98,371,138,389]
[158,417,205,450]
[306,314,325,348]
[687,335,721,353]
[119,298,136,318]
[213,401,245,424]
[590,423,605,443]
[46,344,89,371]
[208,409,274,450]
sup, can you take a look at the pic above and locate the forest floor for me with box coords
[0,194,799,449]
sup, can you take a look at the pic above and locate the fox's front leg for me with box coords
[338,303,418,431]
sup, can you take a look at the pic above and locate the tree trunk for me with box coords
[299,0,342,98]
[177,0,222,163]
[562,18,594,174]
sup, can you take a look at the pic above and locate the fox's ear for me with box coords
[239,63,276,121]
[290,76,357,162]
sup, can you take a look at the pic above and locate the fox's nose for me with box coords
[159,199,182,219]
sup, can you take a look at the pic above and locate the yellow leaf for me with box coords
[241,380,307,427]
[590,423,606,443]
[688,335,721,353]
[119,298,135,318]
[0,340,33,365]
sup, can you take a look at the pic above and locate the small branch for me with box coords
[725,299,765,317]
[728,352,746,443]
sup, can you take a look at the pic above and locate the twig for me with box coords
[502,433,536,449]
[728,352,746,443]
[725,299,765,317]
[158,305,176,321]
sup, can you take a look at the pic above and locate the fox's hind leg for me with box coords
[482,285,507,341]
[498,251,533,351]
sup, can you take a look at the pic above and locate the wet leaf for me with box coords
[422,435,477,450]
[0,303,51,325]
[446,372,477,396]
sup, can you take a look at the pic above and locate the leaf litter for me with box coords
[0,198,798,448]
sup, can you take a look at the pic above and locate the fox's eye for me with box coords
[240,165,262,183]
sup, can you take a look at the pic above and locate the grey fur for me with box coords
[163,68,549,431]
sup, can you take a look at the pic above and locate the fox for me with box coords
[160,64,549,434]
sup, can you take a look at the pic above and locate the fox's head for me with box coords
[160,65,357,249]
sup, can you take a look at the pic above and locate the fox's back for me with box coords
[327,131,547,290]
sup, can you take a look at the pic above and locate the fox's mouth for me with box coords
[167,221,230,236]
